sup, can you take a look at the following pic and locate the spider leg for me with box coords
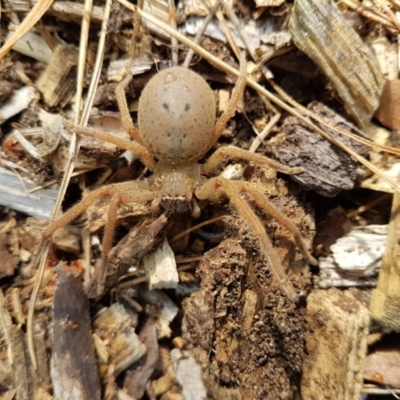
[202,145,303,175]
[203,52,248,154]
[96,188,155,294]
[115,74,146,146]
[230,180,317,265]
[196,177,297,300]
[43,180,155,240]
[64,120,156,170]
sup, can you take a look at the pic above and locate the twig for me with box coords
[183,0,221,68]
[249,112,281,153]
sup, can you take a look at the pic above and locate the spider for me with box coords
[45,59,316,301]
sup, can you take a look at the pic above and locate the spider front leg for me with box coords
[202,52,248,156]
[42,180,154,239]
[64,120,156,170]
[196,177,298,300]
[43,181,156,293]
[202,145,304,176]
[115,74,146,146]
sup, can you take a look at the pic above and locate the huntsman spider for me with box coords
[41,58,316,302]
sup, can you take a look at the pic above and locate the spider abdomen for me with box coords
[138,66,216,164]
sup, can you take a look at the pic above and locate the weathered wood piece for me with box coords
[86,214,168,299]
[289,0,384,127]
[0,290,50,399]
[0,167,58,220]
[36,44,78,107]
[123,319,159,399]
[50,264,101,400]
[274,102,369,197]
[316,225,385,288]
[370,183,400,330]
[92,303,146,377]
[301,288,369,400]
[143,237,179,289]
[183,232,311,399]
[171,348,207,400]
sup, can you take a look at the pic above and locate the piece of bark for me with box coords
[274,102,369,197]
[289,0,384,127]
[86,214,168,299]
[123,319,159,399]
[51,264,101,400]
[301,288,369,400]
[370,182,400,330]
[183,232,311,399]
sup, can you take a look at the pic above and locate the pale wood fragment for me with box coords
[316,225,385,288]
[171,348,207,400]
[92,303,146,377]
[301,288,369,400]
[370,183,400,330]
[36,44,78,107]
[289,0,384,127]
[143,237,179,290]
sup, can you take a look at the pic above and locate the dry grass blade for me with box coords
[119,0,400,193]
[269,80,400,157]
[27,0,112,369]
[0,0,54,61]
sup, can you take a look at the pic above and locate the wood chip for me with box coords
[289,0,384,127]
[0,232,18,279]
[0,167,58,220]
[92,303,146,377]
[316,225,385,288]
[123,319,159,399]
[51,264,101,400]
[171,348,207,400]
[143,237,179,290]
[86,214,168,299]
[301,288,369,400]
[36,44,78,107]
[364,341,400,387]
[370,182,400,331]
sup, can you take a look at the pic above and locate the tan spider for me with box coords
[47,59,316,301]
